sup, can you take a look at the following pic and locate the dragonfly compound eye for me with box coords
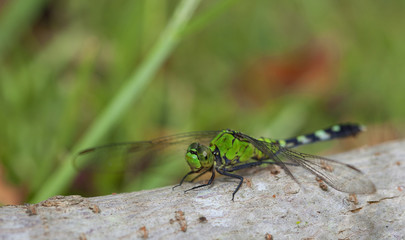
[185,143,202,171]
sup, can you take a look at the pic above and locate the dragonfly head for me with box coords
[185,142,214,171]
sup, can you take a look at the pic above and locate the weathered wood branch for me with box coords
[1,140,404,239]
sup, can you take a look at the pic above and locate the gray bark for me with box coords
[1,140,404,240]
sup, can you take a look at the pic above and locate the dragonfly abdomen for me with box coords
[278,123,364,148]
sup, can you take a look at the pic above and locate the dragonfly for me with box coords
[75,123,376,200]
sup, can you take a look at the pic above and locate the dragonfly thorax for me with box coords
[185,142,215,171]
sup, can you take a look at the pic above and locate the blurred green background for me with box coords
[0,0,404,205]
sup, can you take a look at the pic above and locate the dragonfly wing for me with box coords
[234,132,301,185]
[148,130,220,147]
[234,131,375,194]
[74,141,150,170]
[74,130,221,172]
[277,148,376,194]
[72,131,221,195]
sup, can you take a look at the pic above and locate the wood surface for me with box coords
[1,140,404,239]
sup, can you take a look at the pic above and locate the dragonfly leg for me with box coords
[189,168,211,183]
[173,170,195,190]
[216,168,244,201]
[184,167,215,193]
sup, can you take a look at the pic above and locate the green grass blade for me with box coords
[181,0,240,37]
[30,0,201,203]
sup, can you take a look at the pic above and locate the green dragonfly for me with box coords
[75,123,376,200]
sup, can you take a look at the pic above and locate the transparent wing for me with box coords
[72,130,221,196]
[74,130,221,172]
[238,132,376,194]
[231,132,301,184]
[276,149,376,194]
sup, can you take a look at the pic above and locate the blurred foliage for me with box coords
[0,0,404,204]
